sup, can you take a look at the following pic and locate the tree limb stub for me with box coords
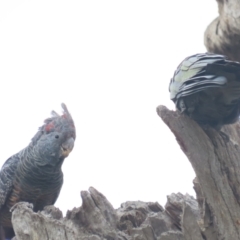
[204,0,240,61]
[156,105,240,239]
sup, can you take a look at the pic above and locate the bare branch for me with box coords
[204,0,240,61]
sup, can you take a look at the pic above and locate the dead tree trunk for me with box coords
[204,0,240,61]
[157,106,240,239]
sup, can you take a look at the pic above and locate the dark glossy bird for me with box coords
[169,53,240,129]
[0,103,76,239]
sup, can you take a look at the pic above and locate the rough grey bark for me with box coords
[10,186,205,240]
[157,106,240,240]
[204,0,240,61]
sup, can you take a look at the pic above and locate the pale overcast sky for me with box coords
[0,1,218,215]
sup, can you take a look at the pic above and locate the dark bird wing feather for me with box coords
[0,156,19,209]
[169,52,240,128]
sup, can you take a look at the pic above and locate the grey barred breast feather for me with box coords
[0,103,76,239]
[169,53,240,129]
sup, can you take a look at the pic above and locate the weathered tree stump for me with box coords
[11,186,203,240]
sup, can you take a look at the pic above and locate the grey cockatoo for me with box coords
[0,103,76,239]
